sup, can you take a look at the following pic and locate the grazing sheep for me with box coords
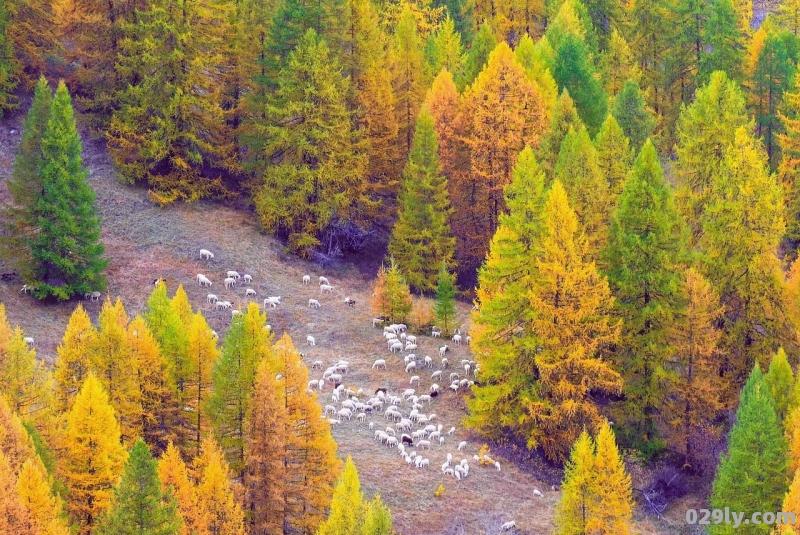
[500,521,516,531]
[372,317,384,327]
[357,413,367,423]
[406,335,416,344]
[306,335,316,346]
[390,341,404,352]
[439,436,445,445]
[320,284,335,293]
[423,356,433,368]
[245,288,257,297]
[337,408,352,420]
[495,461,501,471]
[404,342,417,351]
[263,296,281,308]
[200,249,214,260]
[328,419,341,425]
[214,301,227,310]
[344,297,356,307]
[450,372,460,382]
[431,370,442,381]
[430,384,440,395]
[439,345,449,357]
[23,337,34,347]
[441,357,449,368]
[206,294,218,304]
[431,328,441,337]
[227,270,241,280]
[21,284,33,294]
[372,359,387,369]
[453,334,462,346]
[312,360,323,369]
[302,274,311,285]
[419,458,429,469]
[232,309,242,317]
[324,405,336,416]
[405,361,417,373]
[410,375,419,385]
[308,298,321,308]
[533,489,544,498]
[417,440,431,450]
[457,441,467,451]
[369,422,374,430]
[386,436,398,448]
[197,274,212,287]
[319,276,330,285]
[448,427,456,435]
[224,277,236,289]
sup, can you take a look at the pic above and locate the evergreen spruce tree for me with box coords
[317,456,364,535]
[537,89,583,176]
[388,107,455,293]
[611,80,658,154]
[28,81,107,300]
[515,34,559,111]
[205,302,271,477]
[433,263,457,336]
[0,0,16,116]
[425,17,466,82]
[552,32,608,135]
[95,439,181,535]
[709,365,789,535]
[603,140,689,452]
[779,68,800,253]
[700,0,745,84]
[0,77,50,282]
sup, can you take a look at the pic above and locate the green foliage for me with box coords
[95,439,181,535]
[433,263,457,336]
[388,108,455,293]
[433,0,473,44]
[28,81,107,300]
[611,80,657,153]
[700,0,745,84]
[425,17,465,82]
[385,260,413,324]
[0,76,51,281]
[603,140,689,450]
[594,114,633,200]
[552,31,608,135]
[458,22,496,90]
[538,89,583,175]
[255,29,367,258]
[765,348,794,421]
[361,495,393,535]
[316,456,364,535]
[709,365,789,534]
[205,303,271,477]
[0,0,17,116]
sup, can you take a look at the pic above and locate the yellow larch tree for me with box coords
[424,68,466,192]
[778,468,800,534]
[391,4,427,163]
[554,430,597,535]
[193,437,246,535]
[453,41,548,271]
[16,457,70,535]
[60,374,127,535]
[158,442,209,535]
[270,333,341,534]
[171,285,194,326]
[54,304,97,413]
[589,421,634,534]
[528,180,622,462]
[89,297,140,445]
[186,312,219,458]
[128,315,180,456]
[0,449,31,534]
[244,355,288,535]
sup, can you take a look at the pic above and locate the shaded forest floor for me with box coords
[0,104,705,534]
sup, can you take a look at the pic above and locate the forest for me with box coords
[4,0,800,532]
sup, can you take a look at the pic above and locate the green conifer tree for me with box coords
[0,76,51,279]
[28,81,107,300]
[700,0,745,84]
[0,0,17,116]
[602,140,689,452]
[316,456,364,535]
[552,32,608,135]
[594,113,633,200]
[95,439,181,535]
[611,80,658,154]
[538,89,584,176]
[458,22,497,90]
[388,107,455,293]
[709,365,789,535]
[765,348,795,421]
[433,263,457,336]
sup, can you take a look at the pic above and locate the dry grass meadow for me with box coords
[0,107,697,535]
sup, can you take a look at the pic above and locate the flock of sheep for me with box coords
[67,247,527,533]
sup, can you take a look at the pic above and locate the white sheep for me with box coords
[227,270,241,280]
[419,458,429,469]
[417,440,431,450]
[424,356,433,368]
[206,293,218,304]
[307,335,316,347]
[214,301,228,310]
[406,335,417,344]
[328,418,341,425]
[390,341,404,352]
[357,413,367,423]
[404,342,417,351]
[372,317,384,328]
[439,345,449,357]
[405,361,417,373]
[464,363,471,376]
[320,284,335,293]
[319,276,330,285]
[263,296,281,308]
[197,274,212,287]
[308,298,321,308]
[224,277,236,289]
[431,328,441,337]
[457,441,467,451]
[23,337,34,347]
[441,357,449,368]
[232,309,242,317]
[245,288,257,297]
[410,375,419,385]
[495,461,501,471]
[500,521,516,532]
[303,274,311,284]
[200,249,214,260]
[448,427,456,435]
[312,360,323,369]
[372,359,387,369]
[344,297,355,307]
[431,370,442,381]
[533,489,544,498]
[369,422,374,430]
[337,408,352,420]
[243,274,253,284]
[386,436,398,448]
